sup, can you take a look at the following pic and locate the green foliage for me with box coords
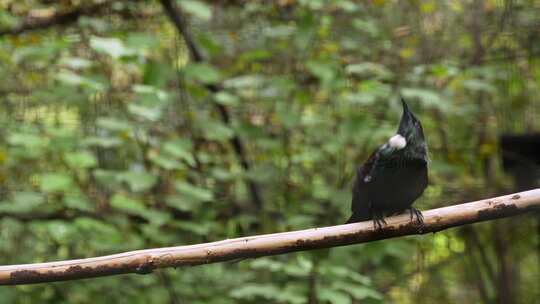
[0,1,539,303]
[183,62,222,84]
[39,173,74,193]
[179,0,213,20]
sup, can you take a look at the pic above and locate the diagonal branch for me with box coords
[159,0,204,62]
[1,189,539,285]
[159,0,264,210]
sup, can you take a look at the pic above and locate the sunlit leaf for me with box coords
[127,104,163,121]
[89,36,135,58]
[214,91,240,106]
[178,0,212,20]
[224,74,265,89]
[59,57,92,69]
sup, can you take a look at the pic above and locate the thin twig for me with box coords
[159,0,264,210]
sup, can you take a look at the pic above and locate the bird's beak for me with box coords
[401,98,411,116]
[397,97,414,136]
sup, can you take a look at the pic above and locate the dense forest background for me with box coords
[0,0,539,303]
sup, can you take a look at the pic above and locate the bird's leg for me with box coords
[369,203,386,230]
[408,207,424,230]
[372,212,387,230]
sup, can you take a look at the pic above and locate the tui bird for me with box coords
[347,98,428,229]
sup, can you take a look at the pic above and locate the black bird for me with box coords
[347,98,428,229]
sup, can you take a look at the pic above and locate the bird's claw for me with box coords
[373,214,387,230]
[409,208,424,232]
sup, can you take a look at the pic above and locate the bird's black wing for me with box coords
[347,137,405,224]
[347,149,380,223]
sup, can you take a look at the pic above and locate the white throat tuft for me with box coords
[388,134,407,150]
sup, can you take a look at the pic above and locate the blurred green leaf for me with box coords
[128,103,163,121]
[401,87,448,110]
[352,18,379,37]
[333,282,382,300]
[346,62,392,79]
[263,25,296,38]
[8,133,48,148]
[175,181,213,202]
[183,63,221,84]
[83,136,122,148]
[110,194,146,214]
[64,194,93,212]
[165,194,196,212]
[178,0,212,20]
[0,192,45,213]
[93,169,121,188]
[126,32,161,51]
[318,289,351,304]
[214,91,240,106]
[111,194,169,224]
[90,36,135,58]
[224,74,265,89]
[171,221,214,235]
[306,60,336,83]
[96,117,132,132]
[59,57,92,69]
[163,139,195,165]
[230,284,304,303]
[202,121,234,141]
[39,173,74,193]
[119,171,158,192]
[148,153,184,170]
[462,79,497,93]
[65,151,97,169]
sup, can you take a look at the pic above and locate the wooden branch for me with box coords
[1,189,539,285]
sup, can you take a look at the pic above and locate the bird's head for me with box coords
[397,98,425,146]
